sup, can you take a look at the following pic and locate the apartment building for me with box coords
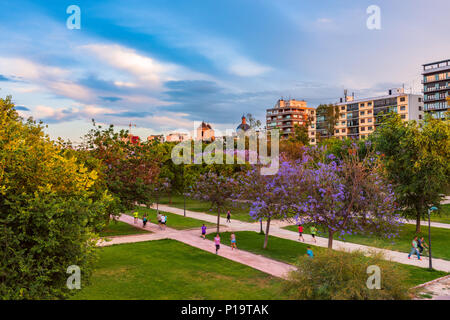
[266,99,315,140]
[310,88,423,144]
[422,59,450,119]
[166,133,190,142]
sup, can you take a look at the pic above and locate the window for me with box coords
[368,126,373,130]
[335,130,339,134]
[341,106,345,110]
[368,102,372,106]
[400,97,406,102]
[418,97,422,102]
[360,119,365,124]
[418,106,422,111]
[311,138,315,142]
[368,118,372,123]
[342,129,345,133]
[419,115,422,119]
[368,110,372,114]
[361,127,366,131]
[401,115,406,119]
[400,106,406,111]
[360,111,365,115]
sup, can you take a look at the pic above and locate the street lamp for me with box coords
[427,206,438,269]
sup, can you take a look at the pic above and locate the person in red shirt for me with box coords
[298,224,305,242]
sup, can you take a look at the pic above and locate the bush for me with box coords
[0,97,113,299]
[283,249,411,300]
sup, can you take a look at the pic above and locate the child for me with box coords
[133,211,139,224]
[230,233,237,250]
[214,234,221,254]
[298,224,304,242]
[310,226,317,243]
[201,224,207,239]
[306,246,314,258]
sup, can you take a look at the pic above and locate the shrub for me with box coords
[283,249,411,300]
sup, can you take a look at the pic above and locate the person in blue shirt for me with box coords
[201,224,207,239]
[306,246,314,258]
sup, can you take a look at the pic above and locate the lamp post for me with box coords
[427,206,438,269]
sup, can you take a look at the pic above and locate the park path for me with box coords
[151,204,450,273]
[99,213,295,279]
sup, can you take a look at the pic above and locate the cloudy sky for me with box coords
[0,0,449,142]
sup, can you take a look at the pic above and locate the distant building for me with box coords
[422,59,450,119]
[166,133,190,142]
[122,134,140,145]
[236,115,251,132]
[147,135,164,143]
[196,121,215,142]
[310,88,424,144]
[266,99,315,140]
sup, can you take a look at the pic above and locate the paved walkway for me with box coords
[151,204,450,273]
[99,213,295,278]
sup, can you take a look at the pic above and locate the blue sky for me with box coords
[0,0,449,142]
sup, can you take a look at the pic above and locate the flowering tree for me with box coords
[190,171,237,233]
[294,144,402,249]
[237,161,300,249]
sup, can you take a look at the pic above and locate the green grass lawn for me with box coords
[282,223,450,261]
[127,206,216,230]
[157,195,255,222]
[71,239,288,300]
[206,231,448,288]
[430,204,450,224]
[99,220,150,237]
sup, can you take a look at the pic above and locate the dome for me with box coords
[236,123,251,132]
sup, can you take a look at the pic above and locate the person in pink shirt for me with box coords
[298,224,305,242]
[214,234,221,254]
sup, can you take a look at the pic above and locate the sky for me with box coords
[0,0,449,142]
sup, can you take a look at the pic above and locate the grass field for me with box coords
[72,239,288,300]
[206,231,448,288]
[282,223,450,261]
[127,206,216,230]
[158,195,255,222]
[99,220,150,237]
[430,204,450,224]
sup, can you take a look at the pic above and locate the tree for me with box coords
[0,97,112,299]
[82,121,161,211]
[237,161,298,249]
[189,171,237,233]
[315,104,340,142]
[371,113,450,232]
[295,144,401,249]
[245,113,262,130]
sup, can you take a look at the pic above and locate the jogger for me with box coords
[201,224,207,239]
[133,211,139,224]
[226,211,231,223]
[214,234,221,254]
[298,224,304,242]
[310,226,317,243]
[230,233,237,250]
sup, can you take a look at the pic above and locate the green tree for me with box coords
[315,104,339,142]
[371,113,450,232]
[0,97,113,299]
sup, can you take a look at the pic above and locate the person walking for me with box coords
[201,224,207,240]
[133,211,139,224]
[143,214,148,227]
[310,225,317,243]
[226,211,231,223]
[418,237,428,255]
[214,234,221,254]
[306,246,314,258]
[160,214,166,230]
[408,236,421,260]
[157,213,162,229]
[230,233,237,250]
[298,224,305,242]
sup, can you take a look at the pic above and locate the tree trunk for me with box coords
[416,213,421,233]
[216,207,221,234]
[328,229,334,249]
[260,219,263,234]
[169,190,172,204]
[263,218,271,249]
